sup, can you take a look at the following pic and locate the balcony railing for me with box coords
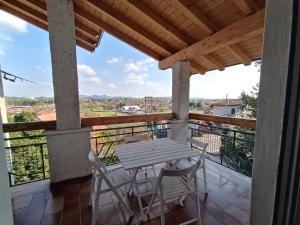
[4,132,48,186]
[3,113,256,186]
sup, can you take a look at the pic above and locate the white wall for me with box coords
[250,0,293,224]
[213,106,241,116]
[0,110,14,225]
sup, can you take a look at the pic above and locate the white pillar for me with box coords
[170,60,190,143]
[0,110,14,225]
[46,0,91,183]
[0,72,12,181]
[250,0,293,224]
[47,0,80,130]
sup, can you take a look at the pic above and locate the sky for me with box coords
[0,10,260,99]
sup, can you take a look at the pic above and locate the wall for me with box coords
[213,106,241,116]
[0,109,14,225]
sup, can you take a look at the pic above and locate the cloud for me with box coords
[190,63,260,98]
[124,58,155,72]
[77,64,102,94]
[106,57,121,64]
[0,48,5,55]
[34,65,51,74]
[0,10,28,33]
[0,10,28,57]
[107,83,117,90]
[77,64,97,76]
[124,73,148,84]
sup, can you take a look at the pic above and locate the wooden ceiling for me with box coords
[0,0,266,75]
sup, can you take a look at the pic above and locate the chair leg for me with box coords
[152,165,156,176]
[159,188,165,225]
[92,181,102,225]
[135,181,145,220]
[202,160,208,195]
[89,174,96,206]
[195,178,202,225]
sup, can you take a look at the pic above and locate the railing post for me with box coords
[40,144,46,179]
[8,172,12,187]
[232,131,240,172]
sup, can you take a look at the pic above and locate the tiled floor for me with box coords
[11,160,251,225]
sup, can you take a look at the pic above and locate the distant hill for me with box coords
[80,95,113,100]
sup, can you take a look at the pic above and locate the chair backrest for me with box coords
[88,150,109,173]
[88,150,115,188]
[124,134,151,143]
[160,158,201,178]
[186,137,208,152]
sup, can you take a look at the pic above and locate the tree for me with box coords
[220,83,259,177]
[240,82,259,118]
[14,111,36,122]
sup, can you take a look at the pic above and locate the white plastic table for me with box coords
[115,138,200,170]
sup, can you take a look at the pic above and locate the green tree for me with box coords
[240,82,259,118]
[14,111,36,122]
[220,83,259,177]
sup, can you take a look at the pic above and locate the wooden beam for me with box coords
[226,44,252,65]
[172,0,218,34]
[87,0,176,55]
[189,113,256,129]
[3,120,56,132]
[231,0,260,15]
[202,54,225,71]
[0,2,93,51]
[0,2,48,30]
[126,0,194,46]
[2,113,175,132]
[25,0,100,40]
[76,38,95,52]
[81,113,175,127]
[189,60,206,75]
[1,0,47,20]
[0,0,97,50]
[159,8,265,70]
[73,5,165,60]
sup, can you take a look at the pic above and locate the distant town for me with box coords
[5,96,244,123]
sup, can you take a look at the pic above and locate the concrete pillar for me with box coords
[0,72,12,181]
[170,60,190,143]
[47,0,80,130]
[250,0,293,224]
[46,0,91,183]
[0,110,14,225]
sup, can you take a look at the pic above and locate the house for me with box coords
[121,105,142,113]
[211,99,243,116]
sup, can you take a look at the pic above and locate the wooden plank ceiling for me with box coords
[0,0,266,75]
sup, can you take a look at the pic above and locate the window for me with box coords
[231,108,236,115]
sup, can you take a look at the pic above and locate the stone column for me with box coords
[250,1,293,224]
[0,73,12,182]
[46,0,91,183]
[170,60,190,143]
[0,111,14,225]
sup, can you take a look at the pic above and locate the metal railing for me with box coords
[3,113,256,187]
[91,122,170,165]
[4,132,49,186]
[189,121,255,177]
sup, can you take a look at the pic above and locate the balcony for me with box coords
[5,113,254,225]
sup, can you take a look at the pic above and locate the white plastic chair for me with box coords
[174,137,208,195]
[145,159,202,225]
[88,151,135,225]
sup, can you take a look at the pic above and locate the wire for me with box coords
[0,69,53,90]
